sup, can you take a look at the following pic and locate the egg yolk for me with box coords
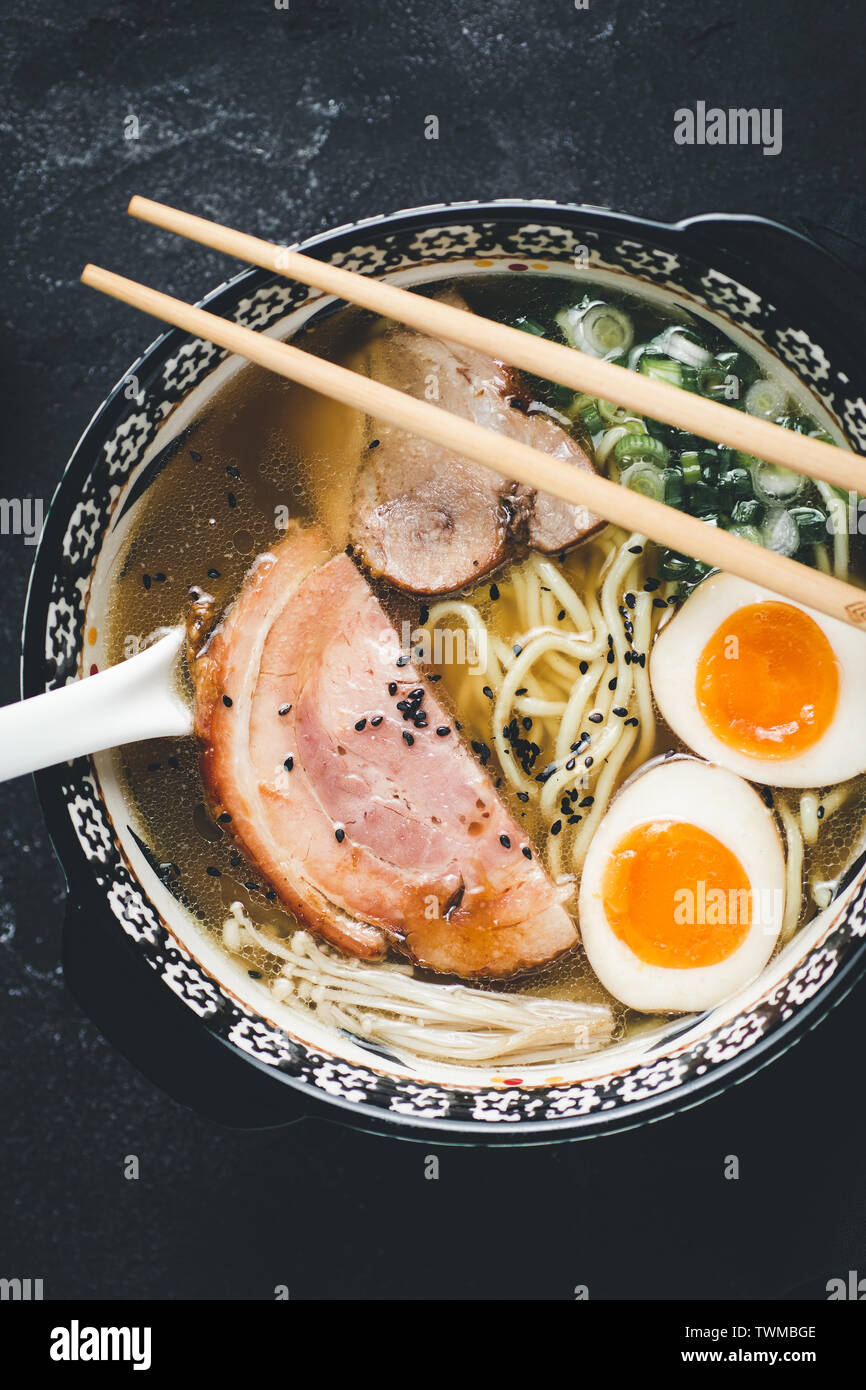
[600,820,752,968]
[695,601,839,759]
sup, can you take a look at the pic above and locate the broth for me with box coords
[102,274,866,1066]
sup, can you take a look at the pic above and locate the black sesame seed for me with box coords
[644,577,660,591]
[154,572,166,583]
[522,846,532,860]
[244,881,258,893]
[335,827,346,843]
[490,582,500,600]
[284,755,294,771]
[557,609,566,621]
[588,711,603,724]
[142,573,151,590]
[218,812,232,824]
[653,597,668,609]
[227,492,237,508]
[625,717,639,727]
[354,718,367,731]
[190,449,202,462]
[613,706,627,717]
[628,543,643,554]
[223,695,233,707]
[369,439,380,450]
[566,758,576,772]
[817,805,825,819]
[265,890,277,901]
[278,703,292,716]
[568,815,581,825]
[517,791,529,802]
[436,726,450,736]
[226,465,241,479]
[429,673,442,682]
[515,686,528,696]
[248,969,263,980]
[585,756,594,768]
[522,716,533,731]
[580,795,595,808]
[579,661,589,675]
[396,654,410,667]
[403,731,414,746]
[388,682,398,695]
[371,715,383,727]
[607,649,615,664]
[513,644,523,657]
[206,865,221,877]
[419,604,429,624]
[625,592,636,609]
[482,685,494,699]
[208,568,221,579]
[499,834,511,849]
[608,677,618,690]
[551,820,562,836]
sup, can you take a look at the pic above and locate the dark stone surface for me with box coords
[1,0,864,1300]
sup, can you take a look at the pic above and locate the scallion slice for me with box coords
[613,432,669,467]
[744,378,788,421]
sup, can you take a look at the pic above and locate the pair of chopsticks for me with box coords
[81,197,866,631]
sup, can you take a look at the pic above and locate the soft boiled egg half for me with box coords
[650,573,866,787]
[579,758,785,1012]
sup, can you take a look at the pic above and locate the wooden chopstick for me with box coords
[128,195,865,494]
[80,263,866,632]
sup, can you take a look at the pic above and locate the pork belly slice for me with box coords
[192,527,577,979]
[348,290,603,594]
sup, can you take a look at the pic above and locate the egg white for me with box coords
[578,758,786,1012]
[649,573,866,788]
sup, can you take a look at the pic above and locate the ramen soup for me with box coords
[102,274,866,1069]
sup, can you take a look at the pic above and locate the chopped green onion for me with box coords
[762,508,800,556]
[556,303,634,359]
[662,467,684,507]
[650,325,713,370]
[579,404,604,435]
[715,350,760,392]
[731,497,764,526]
[639,354,698,390]
[621,462,665,500]
[719,466,752,499]
[789,505,830,545]
[679,451,702,485]
[613,432,670,467]
[745,378,788,421]
[597,398,631,424]
[752,460,806,504]
[688,481,719,515]
[727,523,763,546]
[698,362,740,402]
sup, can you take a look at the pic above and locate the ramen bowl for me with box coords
[24,201,866,1142]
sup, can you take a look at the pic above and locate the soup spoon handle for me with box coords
[0,628,192,783]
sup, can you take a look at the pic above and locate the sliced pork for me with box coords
[191,527,577,978]
[349,290,603,594]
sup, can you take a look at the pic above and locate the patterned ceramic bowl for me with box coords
[23,201,866,1142]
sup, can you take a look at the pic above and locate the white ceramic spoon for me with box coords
[0,628,192,783]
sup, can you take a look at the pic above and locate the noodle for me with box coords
[423,529,665,886]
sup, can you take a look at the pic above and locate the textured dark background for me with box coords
[1,0,865,1301]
